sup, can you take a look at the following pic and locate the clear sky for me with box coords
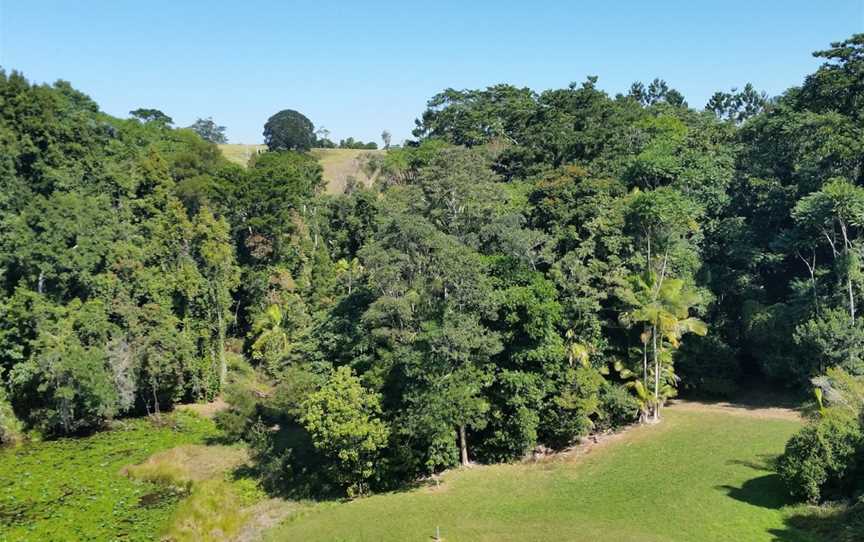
[1,1,862,145]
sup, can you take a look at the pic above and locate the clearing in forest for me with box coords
[265,402,817,542]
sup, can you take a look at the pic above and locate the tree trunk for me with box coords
[642,337,648,389]
[459,425,469,466]
[652,324,660,422]
[848,276,856,326]
[217,309,227,391]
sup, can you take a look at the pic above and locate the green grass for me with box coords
[162,479,249,542]
[0,412,219,542]
[267,407,818,542]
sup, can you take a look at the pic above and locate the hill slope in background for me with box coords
[218,145,382,194]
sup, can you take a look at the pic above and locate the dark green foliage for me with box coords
[778,368,864,504]
[777,408,863,503]
[338,137,378,150]
[596,382,640,431]
[130,108,174,126]
[0,71,239,434]
[676,335,741,397]
[263,109,316,151]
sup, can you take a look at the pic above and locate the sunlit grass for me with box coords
[267,407,819,542]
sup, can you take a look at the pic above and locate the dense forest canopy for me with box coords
[1,35,863,503]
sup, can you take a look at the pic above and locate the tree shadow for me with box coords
[726,453,779,472]
[677,381,807,411]
[717,473,793,510]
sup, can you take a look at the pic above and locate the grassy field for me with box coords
[217,144,383,194]
[266,404,816,542]
[217,143,267,167]
[0,412,220,541]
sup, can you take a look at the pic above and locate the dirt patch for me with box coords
[175,397,229,419]
[667,399,802,421]
[232,499,300,542]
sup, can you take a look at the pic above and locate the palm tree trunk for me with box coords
[652,324,660,422]
[642,337,648,389]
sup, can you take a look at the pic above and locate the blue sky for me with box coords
[1,1,861,144]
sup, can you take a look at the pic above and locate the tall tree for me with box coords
[263,109,316,151]
[189,117,228,144]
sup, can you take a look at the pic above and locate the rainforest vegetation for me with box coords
[1,33,864,538]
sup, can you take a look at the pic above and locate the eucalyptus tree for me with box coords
[792,178,864,326]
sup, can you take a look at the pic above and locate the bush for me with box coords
[777,408,863,503]
[0,386,23,446]
[595,382,640,431]
[214,379,260,443]
[300,366,389,497]
[538,367,603,449]
[794,308,864,378]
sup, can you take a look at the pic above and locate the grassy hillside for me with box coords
[267,404,816,542]
[310,148,383,194]
[217,145,382,194]
[217,143,267,167]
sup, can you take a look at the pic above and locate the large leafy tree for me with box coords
[301,366,389,496]
[263,109,316,151]
[189,117,228,144]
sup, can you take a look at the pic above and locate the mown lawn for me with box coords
[0,412,219,542]
[267,406,817,542]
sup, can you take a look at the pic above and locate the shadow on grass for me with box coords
[726,453,779,472]
[769,501,864,542]
[717,473,793,509]
[678,381,807,412]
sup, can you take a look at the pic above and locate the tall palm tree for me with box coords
[619,272,707,421]
[251,304,289,374]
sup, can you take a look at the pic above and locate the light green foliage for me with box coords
[301,366,389,496]
[0,384,22,446]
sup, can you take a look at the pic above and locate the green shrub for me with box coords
[214,379,259,442]
[777,408,863,503]
[538,367,603,449]
[475,370,543,463]
[0,386,23,446]
[595,382,640,431]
